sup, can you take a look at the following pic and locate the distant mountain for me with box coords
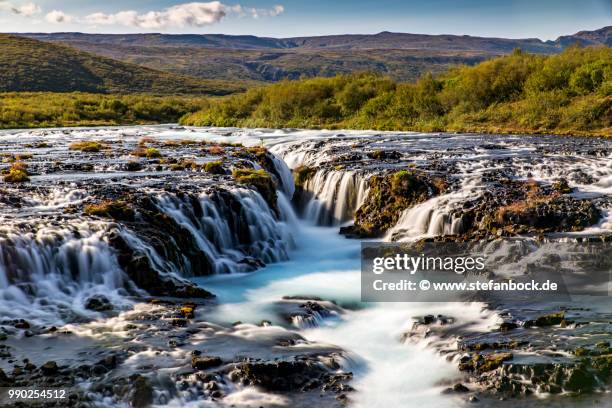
[11,26,611,84]
[553,26,612,47]
[0,34,248,94]
[23,26,611,52]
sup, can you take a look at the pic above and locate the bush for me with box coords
[0,93,210,129]
[181,46,612,137]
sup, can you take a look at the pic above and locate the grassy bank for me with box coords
[0,93,209,129]
[181,47,611,137]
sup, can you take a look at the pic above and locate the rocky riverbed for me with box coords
[0,126,610,407]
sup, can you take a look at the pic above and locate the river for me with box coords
[0,125,610,407]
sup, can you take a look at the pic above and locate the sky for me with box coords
[0,0,610,39]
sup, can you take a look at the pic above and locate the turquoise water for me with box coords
[194,220,486,407]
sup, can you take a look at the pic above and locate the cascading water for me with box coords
[0,129,300,325]
[300,169,369,226]
[1,126,609,408]
[0,220,136,325]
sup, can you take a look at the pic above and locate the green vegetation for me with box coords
[0,93,210,129]
[69,141,108,152]
[3,162,30,183]
[204,161,225,175]
[181,47,612,137]
[535,311,565,327]
[133,148,162,159]
[293,165,316,187]
[232,168,277,208]
[84,200,135,221]
[0,34,248,95]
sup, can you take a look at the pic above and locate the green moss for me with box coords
[552,179,572,193]
[535,311,565,327]
[133,148,162,159]
[3,168,29,183]
[145,148,161,158]
[204,161,225,175]
[84,200,135,221]
[480,352,513,372]
[353,170,442,236]
[574,347,590,357]
[293,165,316,188]
[69,141,107,152]
[232,168,277,209]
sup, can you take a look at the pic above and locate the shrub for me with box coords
[180,46,612,137]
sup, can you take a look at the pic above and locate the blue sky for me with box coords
[0,0,610,39]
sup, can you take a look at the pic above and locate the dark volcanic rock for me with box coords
[230,359,330,391]
[192,356,223,370]
[85,295,113,312]
[348,169,445,237]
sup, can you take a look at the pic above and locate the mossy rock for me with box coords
[564,365,597,392]
[84,200,135,221]
[552,179,572,194]
[535,311,564,327]
[480,352,513,372]
[293,165,316,188]
[69,141,108,152]
[3,169,29,183]
[352,169,443,237]
[232,168,277,210]
[133,148,162,159]
[128,375,154,408]
[204,160,226,175]
[125,161,143,171]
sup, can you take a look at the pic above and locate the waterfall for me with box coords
[269,153,296,199]
[385,195,464,241]
[0,156,299,324]
[152,187,292,274]
[0,220,136,325]
[301,169,370,226]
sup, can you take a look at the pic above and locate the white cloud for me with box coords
[83,1,284,29]
[0,1,41,17]
[45,10,73,23]
[86,1,227,29]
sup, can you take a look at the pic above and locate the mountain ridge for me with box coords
[0,34,249,94]
[17,25,611,51]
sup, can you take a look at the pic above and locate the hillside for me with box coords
[23,27,612,51]
[0,34,248,95]
[181,47,612,137]
[17,27,611,83]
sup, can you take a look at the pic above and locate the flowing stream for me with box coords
[0,125,609,407]
[197,220,497,408]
